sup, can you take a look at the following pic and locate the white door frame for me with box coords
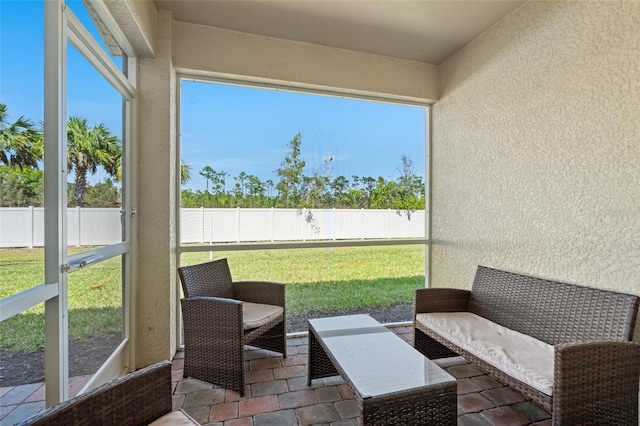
[42,0,137,407]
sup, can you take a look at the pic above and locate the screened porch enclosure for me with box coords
[0,0,638,423]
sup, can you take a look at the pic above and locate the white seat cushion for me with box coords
[416,312,554,396]
[148,409,200,425]
[242,302,283,330]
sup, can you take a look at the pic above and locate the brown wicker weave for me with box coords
[17,361,172,426]
[178,258,286,396]
[413,265,640,425]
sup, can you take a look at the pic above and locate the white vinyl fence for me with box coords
[0,207,124,248]
[0,207,425,248]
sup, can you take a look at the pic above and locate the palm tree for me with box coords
[67,117,121,207]
[181,160,192,185]
[0,103,42,168]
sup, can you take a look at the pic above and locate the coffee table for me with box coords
[307,314,456,425]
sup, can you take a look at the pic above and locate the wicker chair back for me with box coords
[178,258,235,299]
[18,361,172,425]
[468,265,639,345]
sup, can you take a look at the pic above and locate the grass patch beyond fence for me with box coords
[2,245,425,352]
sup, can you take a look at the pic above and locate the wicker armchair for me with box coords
[177,258,286,396]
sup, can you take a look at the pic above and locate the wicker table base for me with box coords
[308,314,456,426]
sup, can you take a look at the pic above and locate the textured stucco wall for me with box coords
[135,9,178,367]
[105,0,156,57]
[172,22,438,103]
[432,0,640,342]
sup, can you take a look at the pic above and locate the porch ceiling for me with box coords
[152,0,526,64]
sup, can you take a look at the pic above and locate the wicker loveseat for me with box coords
[413,265,640,425]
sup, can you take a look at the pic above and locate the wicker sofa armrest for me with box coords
[414,288,471,315]
[553,340,640,425]
[234,281,285,307]
[19,360,172,426]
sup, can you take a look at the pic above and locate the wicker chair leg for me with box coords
[183,345,246,397]
[252,321,287,358]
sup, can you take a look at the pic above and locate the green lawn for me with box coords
[183,246,426,314]
[1,245,425,352]
[1,248,123,352]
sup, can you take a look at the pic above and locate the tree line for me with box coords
[1,104,425,210]
[181,132,425,211]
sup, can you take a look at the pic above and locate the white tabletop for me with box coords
[309,314,455,399]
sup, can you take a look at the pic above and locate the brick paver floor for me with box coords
[1,325,552,425]
[170,326,551,426]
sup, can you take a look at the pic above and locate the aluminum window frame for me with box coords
[175,75,432,346]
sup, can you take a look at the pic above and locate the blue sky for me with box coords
[1,1,426,192]
[181,81,426,191]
